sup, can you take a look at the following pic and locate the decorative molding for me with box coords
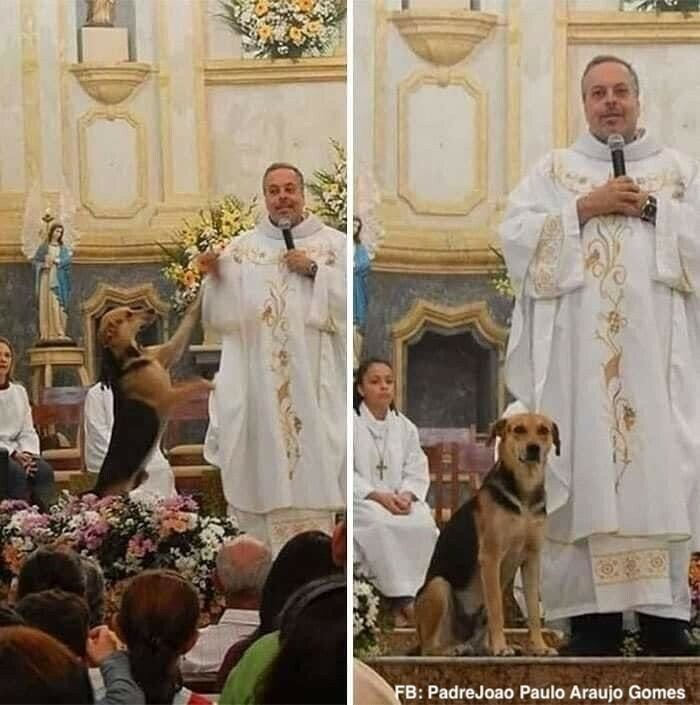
[77,108,148,218]
[389,10,497,66]
[506,0,521,191]
[372,225,502,274]
[157,3,174,200]
[553,1,568,149]
[192,0,209,196]
[69,63,151,105]
[373,2,390,190]
[568,11,700,44]
[391,300,508,412]
[80,283,170,380]
[203,56,346,86]
[398,69,487,215]
[21,0,41,184]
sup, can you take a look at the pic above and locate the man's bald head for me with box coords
[216,535,272,600]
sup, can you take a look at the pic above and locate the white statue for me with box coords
[22,184,79,344]
[86,0,117,27]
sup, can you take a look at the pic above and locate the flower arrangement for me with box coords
[216,0,346,59]
[0,494,239,617]
[353,569,380,657]
[161,196,257,313]
[488,245,515,300]
[308,139,347,231]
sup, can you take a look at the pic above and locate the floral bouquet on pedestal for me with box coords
[217,0,346,59]
[161,196,257,313]
[308,139,346,231]
[0,494,239,619]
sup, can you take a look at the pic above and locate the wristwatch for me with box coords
[306,261,318,279]
[640,194,657,226]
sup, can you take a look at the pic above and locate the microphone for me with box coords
[278,217,295,250]
[607,133,626,177]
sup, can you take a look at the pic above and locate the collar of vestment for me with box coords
[360,401,391,435]
[572,130,662,163]
[259,213,326,243]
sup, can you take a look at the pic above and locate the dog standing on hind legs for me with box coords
[91,294,214,497]
[415,413,560,656]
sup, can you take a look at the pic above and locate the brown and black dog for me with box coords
[414,413,560,656]
[91,296,213,497]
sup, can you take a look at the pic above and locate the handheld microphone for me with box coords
[607,133,626,177]
[278,217,295,250]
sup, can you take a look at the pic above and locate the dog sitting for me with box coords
[414,413,560,656]
[91,297,213,497]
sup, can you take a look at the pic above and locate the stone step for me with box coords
[378,627,563,656]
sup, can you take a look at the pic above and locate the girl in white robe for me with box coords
[353,358,438,625]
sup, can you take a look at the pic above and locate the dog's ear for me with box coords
[551,422,561,456]
[487,418,507,446]
[98,320,115,347]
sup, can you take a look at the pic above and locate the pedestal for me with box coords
[27,346,91,404]
[80,27,129,63]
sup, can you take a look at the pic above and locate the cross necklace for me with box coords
[367,426,389,480]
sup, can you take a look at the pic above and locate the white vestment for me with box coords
[501,131,700,620]
[353,403,438,597]
[202,214,345,539]
[83,383,176,498]
[0,383,40,455]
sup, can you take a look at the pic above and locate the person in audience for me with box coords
[255,576,346,705]
[81,556,106,628]
[17,588,90,659]
[17,546,86,601]
[83,381,176,498]
[0,603,24,627]
[182,535,271,676]
[353,357,438,626]
[216,530,340,689]
[117,569,211,705]
[0,625,94,704]
[0,336,56,511]
[16,588,145,705]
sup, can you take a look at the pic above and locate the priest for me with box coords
[201,163,345,553]
[500,55,700,655]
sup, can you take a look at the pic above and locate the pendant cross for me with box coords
[376,459,387,480]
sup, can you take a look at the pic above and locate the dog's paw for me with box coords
[526,644,558,656]
[490,644,516,657]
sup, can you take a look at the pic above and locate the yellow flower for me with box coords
[182,270,197,288]
[258,23,272,41]
[296,0,314,11]
[255,0,269,17]
[289,26,304,44]
[306,20,321,35]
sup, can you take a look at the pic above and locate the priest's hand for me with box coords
[284,250,316,277]
[195,250,221,280]
[86,625,121,667]
[12,451,37,477]
[396,491,415,512]
[367,490,410,515]
[577,176,642,226]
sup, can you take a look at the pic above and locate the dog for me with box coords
[414,412,560,656]
[91,296,213,497]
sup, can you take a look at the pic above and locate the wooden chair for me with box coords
[32,386,89,491]
[422,428,495,528]
[163,388,226,514]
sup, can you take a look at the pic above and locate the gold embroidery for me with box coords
[232,242,339,266]
[550,154,685,200]
[585,217,636,490]
[260,277,302,479]
[592,548,669,585]
[530,215,564,296]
